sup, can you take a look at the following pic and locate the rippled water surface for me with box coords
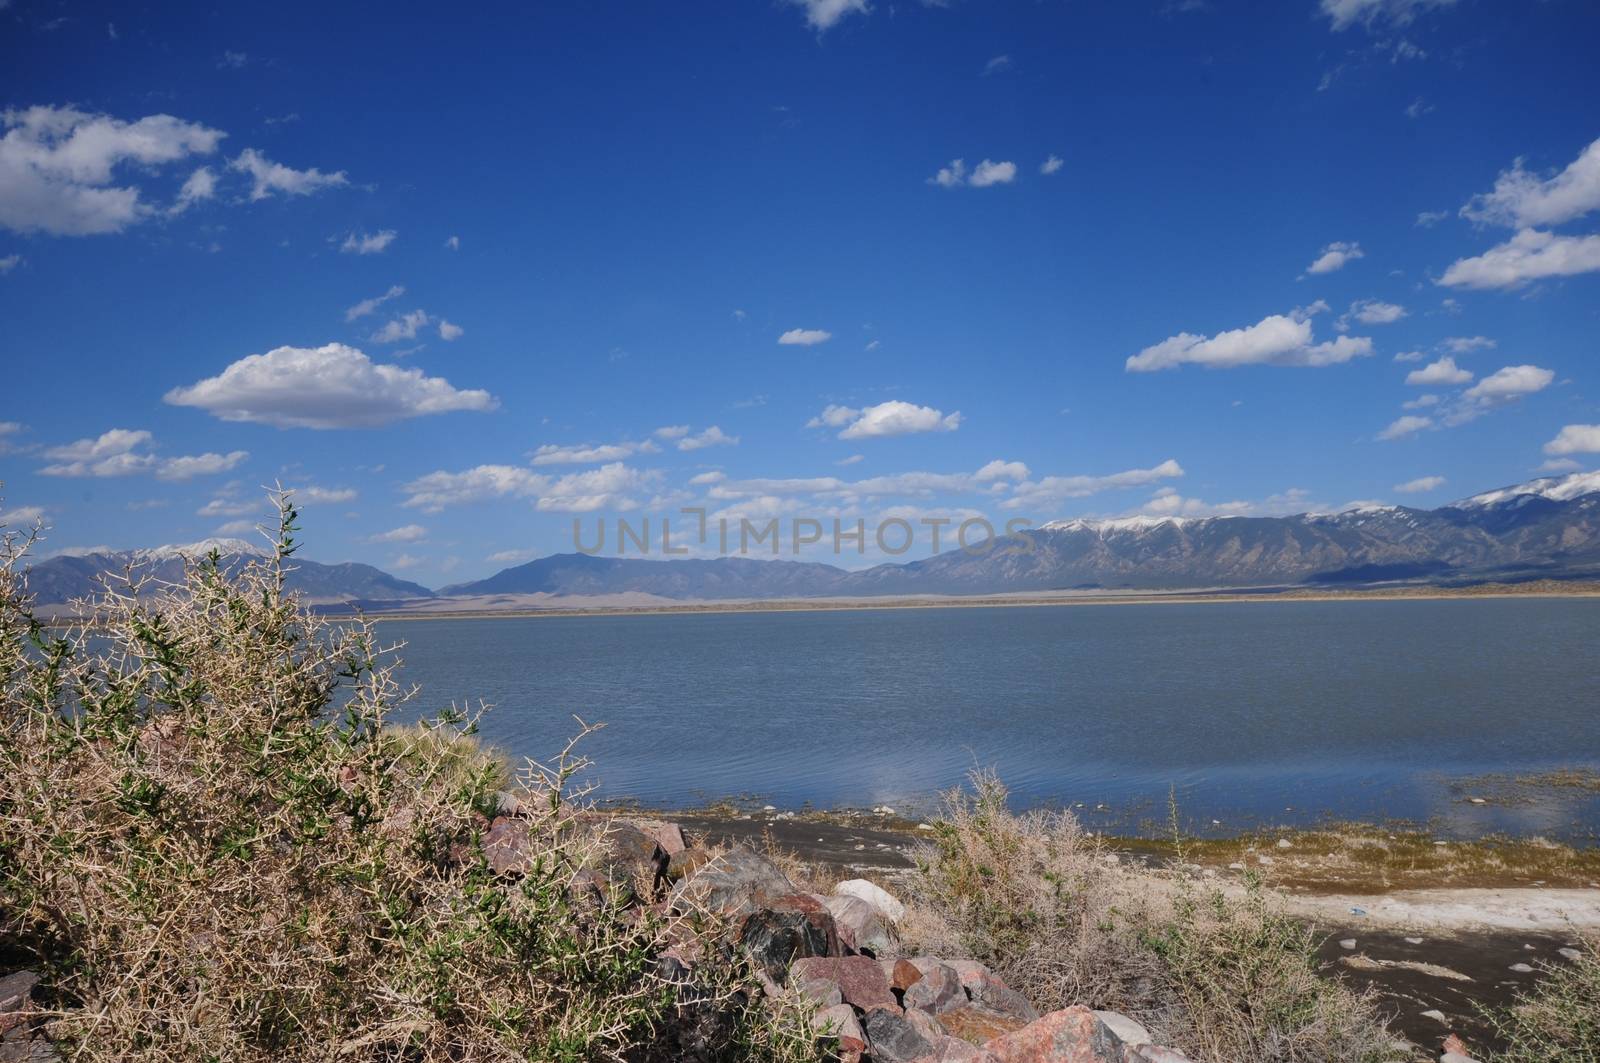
[377,599,1600,837]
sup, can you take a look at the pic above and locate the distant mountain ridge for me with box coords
[19,471,1600,607]
[441,470,1600,599]
[24,538,434,607]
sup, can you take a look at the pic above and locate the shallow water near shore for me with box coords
[378,597,1600,840]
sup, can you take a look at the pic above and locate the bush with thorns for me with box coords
[0,497,818,1062]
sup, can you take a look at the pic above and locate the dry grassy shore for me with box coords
[664,807,1600,1055]
[330,578,1600,623]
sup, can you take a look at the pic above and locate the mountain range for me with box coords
[19,471,1600,608]
[22,538,433,608]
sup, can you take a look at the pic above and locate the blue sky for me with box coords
[3,0,1599,582]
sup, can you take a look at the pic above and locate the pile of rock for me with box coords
[623,815,1194,1063]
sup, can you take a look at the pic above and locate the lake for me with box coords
[376,598,1600,839]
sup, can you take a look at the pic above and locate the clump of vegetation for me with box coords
[0,496,818,1063]
[1145,878,1403,1063]
[1483,934,1600,1062]
[900,772,1405,1063]
[900,769,1158,1013]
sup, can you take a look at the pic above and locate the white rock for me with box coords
[1509,963,1534,973]
[1406,937,1424,945]
[1093,1010,1152,1046]
[1421,1009,1449,1024]
[1339,939,1357,950]
[1559,947,1582,962]
[1276,838,1292,849]
[833,878,906,923]
[1441,1053,1480,1063]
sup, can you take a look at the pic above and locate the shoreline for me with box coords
[656,807,1600,931]
[341,579,1600,623]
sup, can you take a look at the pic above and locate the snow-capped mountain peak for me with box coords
[133,537,270,562]
[1448,470,1600,510]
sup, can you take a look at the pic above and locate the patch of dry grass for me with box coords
[1482,933,1600,1062]
[1131,826,1600,894]
[0,494,820,1063]
[899,773,1407,1063]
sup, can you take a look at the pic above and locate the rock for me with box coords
[834,878,907,922]
[492,789,527,816]
[1559,947,1583,961]
[666,846,712,883]
[891,957,927,992]
[1339,939,1357,950]
[739,895,838,980]
[825,893,899,956]
[814,1002,868,1057]
[480,816,536,877]
[939,1005,1028,1046]
[1091,1011,1151,1047]
[905,964,966,1015]
[654,822,687,857]
[1276,838,1292,849]
[670,846,795,921]
[906,1006,947,1044]
[983,1005,1134,1062]
[945,960,1039,1023]
[1406,937,1424,945]
[911,1035,999,1062]
[1421,1009,1449,1024]
[1508,962,1534,973]
[601,821,669,891]
[0,1039,60,1063]
[796,976,842,1008]
[865,1006,937,1063]
[789,956,898,1011]
[0,972,40,1035]
[1124,1048,1193,1062]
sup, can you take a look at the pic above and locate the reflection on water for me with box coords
[376,598,1600,839]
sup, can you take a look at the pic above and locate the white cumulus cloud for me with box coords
[778,328,832,346]
[1438,229,1600,289]
[1461,364,1553,402]
[1319,0,1458,32]
[37,428,246,480]
[969,159,1017,187]
[1040,155,1064,176]
[340,229,396,255]
[368,524,427,543]
[164,342,497,429]
[344,285,405,322]
[783,0,869,31]
[1405,356,1472,386]
[1462,136,1600,229]
[0,105,225,235]
[229,147,347,201]
[808,400,962,440]
[1126,306,1372,372]
[1377,415,1432,441]
[928,157,1016,188]
[1393,475,1446,493]
[1002,460,1185,511]
[676,426,739,451]
[1306,241,1363,274]
[1544,425,1600,456]
[530,440,660,465]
